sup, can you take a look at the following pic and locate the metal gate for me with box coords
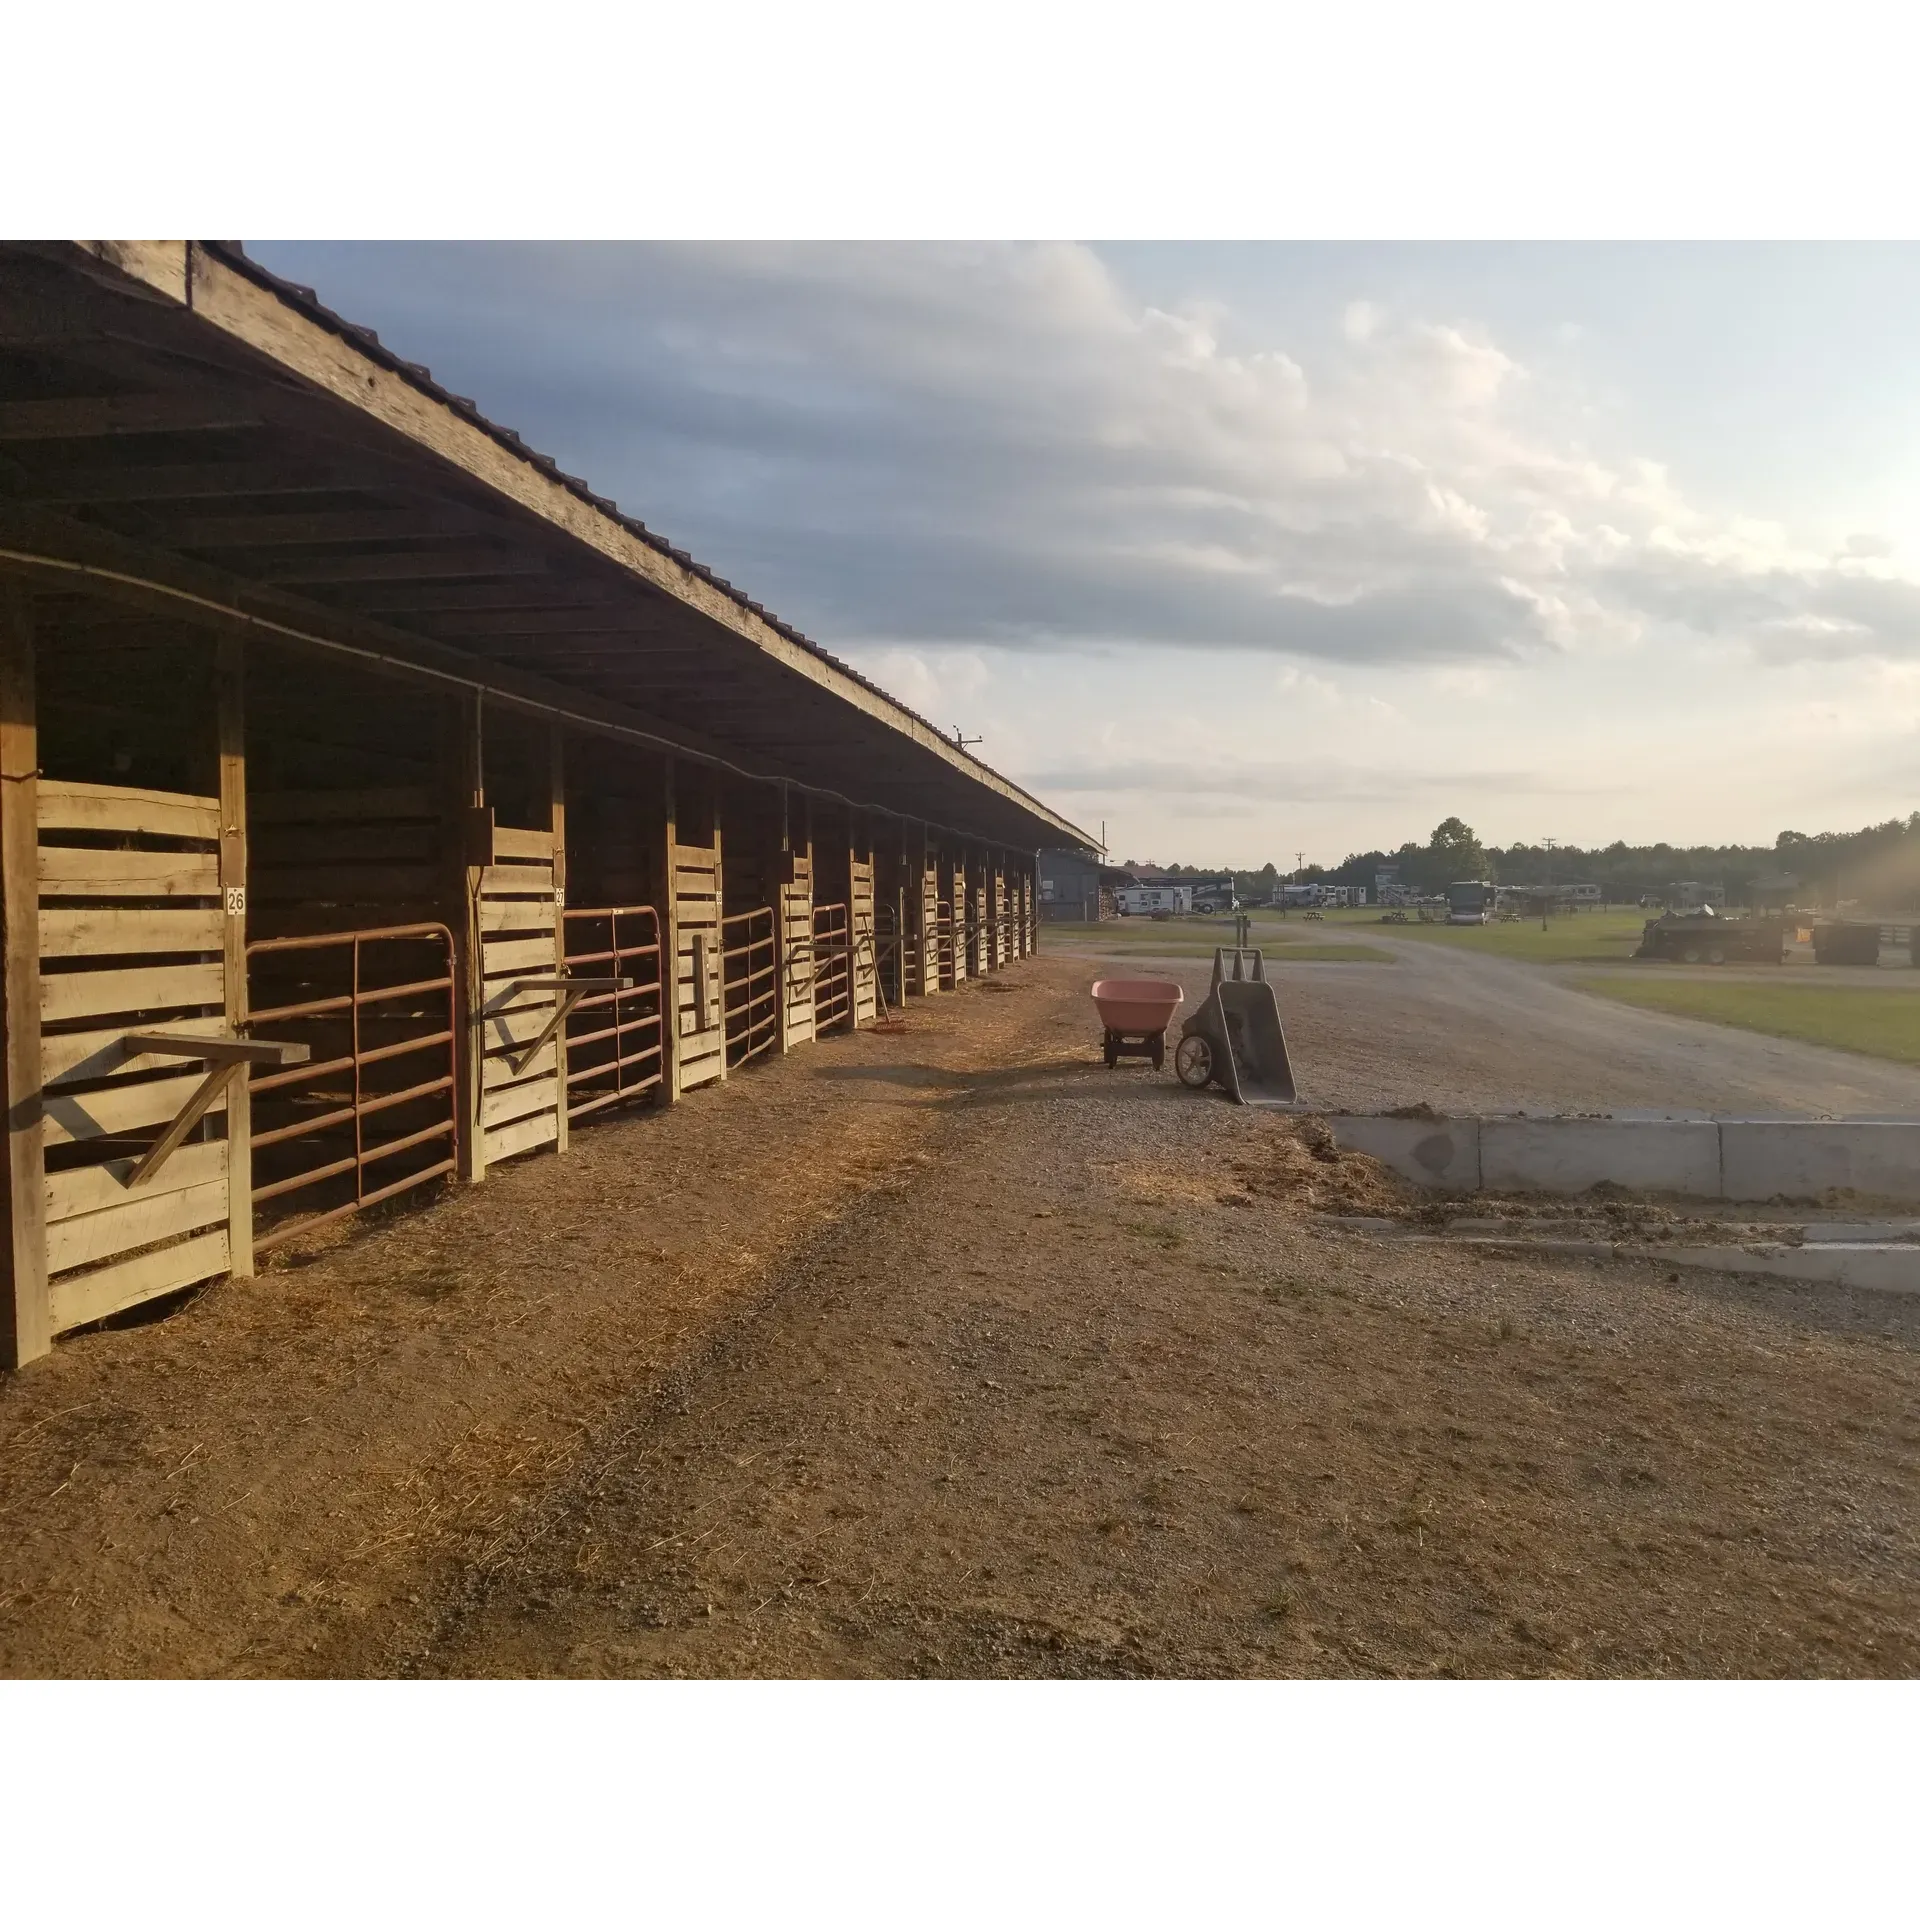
[561,904,664,1118]
[722,906,777,1068]
[246,923,458,1255]
[813,901,852,1031]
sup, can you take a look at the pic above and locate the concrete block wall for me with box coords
[1326,1114,1920,1207]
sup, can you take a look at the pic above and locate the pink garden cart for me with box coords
[1090,976,1184,1071]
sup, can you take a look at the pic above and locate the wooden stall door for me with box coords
[477,821,562,1166]
[671,835,725,1092]
[850,847,877,1027]
[780,850,814,1049]
[37,780,239,1334]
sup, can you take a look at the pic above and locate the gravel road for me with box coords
[1075,928,1920,1117]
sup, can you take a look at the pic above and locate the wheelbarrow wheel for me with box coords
[1175,1033,1214,1088]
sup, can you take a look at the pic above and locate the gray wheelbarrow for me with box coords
[1173,948,1299,1105]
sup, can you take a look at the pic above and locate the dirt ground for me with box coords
[2,951,1916,1678]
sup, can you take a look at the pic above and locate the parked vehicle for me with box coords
[1446,880,1495,925]
[1812,922,1883,967]
[1634,906,1782,965]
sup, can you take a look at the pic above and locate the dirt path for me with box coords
[0,979,1063,1676]
[4,951,1915,1678]
[409,964,1918,1680]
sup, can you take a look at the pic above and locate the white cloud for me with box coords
[274,240,1920,680]
[253,241,1920,861]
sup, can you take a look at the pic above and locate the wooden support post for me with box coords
[987,848,1001,972]
[550,722,569,1153]
[891,819,907,1012]
[655,757,680,1104]
[216,633,253,1277]
[773,784,791,1056]
[0,582,47,1368]
[445,689,486,1182]
[711,788,728,1082]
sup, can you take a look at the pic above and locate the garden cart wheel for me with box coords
[1175,1032,1214,1088]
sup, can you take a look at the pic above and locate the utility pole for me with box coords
[1541,836,1557,932]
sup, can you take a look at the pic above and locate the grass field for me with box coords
[1576,975,1920,1066]
[1356,906,1650,964]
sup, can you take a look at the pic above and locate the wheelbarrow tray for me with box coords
[1091,977,1183,1070]
[1091,977,1183,1036]
[1179,949,1299,1106]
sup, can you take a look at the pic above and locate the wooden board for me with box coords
[47,1177,231,1276]
[481,1040,556,1090]
[37,846,221,898]
[481,932,557,979]
[37,779,219,840]
[851,855,877,1026]
[491,825,554,861]
[40,907,226,959]
[479,863,560,896]
[918,861,941,995]
[677,1047,723,1090]
[42,1067,222,1149]
[479,896,558,936]
[780,853,815,1048]
[43,1014,228,1086]
[45,1139,228,1223]
[481,1071,562,1130]
[41,960,224,1024]
[481,1106,559,1166]
[47,1228,230,1337]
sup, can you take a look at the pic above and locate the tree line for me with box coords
[1146,812,1920,909]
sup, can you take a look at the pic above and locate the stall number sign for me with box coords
[225,886,247,916]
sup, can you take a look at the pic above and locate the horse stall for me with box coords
[560,734,667,1122]
[0,241,1093,1368]
[719,776,779,1073]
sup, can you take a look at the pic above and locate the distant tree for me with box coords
[1425,817,1491,887]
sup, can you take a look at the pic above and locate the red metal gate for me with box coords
[723,906,778,1068]
[561,904,664,1118]
[812,901,852,1031]
[246,923,459,1255]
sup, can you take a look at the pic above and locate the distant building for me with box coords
[1670,881,1726,912]
[1039,847,1103,923]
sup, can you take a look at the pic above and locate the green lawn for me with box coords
[1357,906,1650,964]
[1576,975,1920,1066]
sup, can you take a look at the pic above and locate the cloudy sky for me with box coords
[252,242,1920,868]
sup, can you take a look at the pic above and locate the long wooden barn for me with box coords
[0,240,1095,1368]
